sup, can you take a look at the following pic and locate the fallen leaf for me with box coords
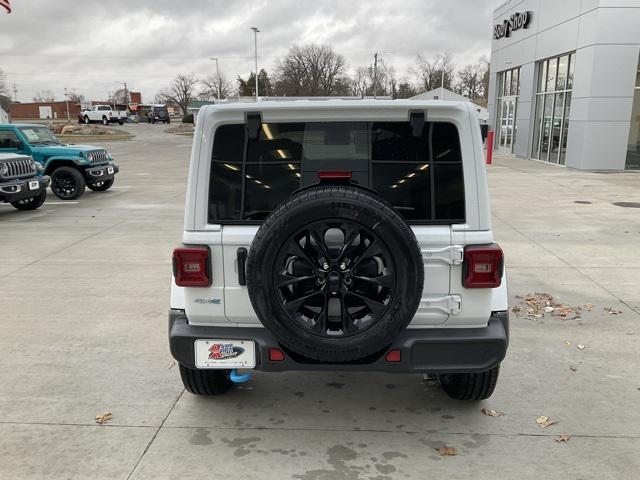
[536,416,557,428]
[584,303,594,310]
[569,366,577,372]
[555,435,571,443]
[481,408,504,417]
[168,360,176,369]
[95,412,112,424]
[577,344,586,350]
[435,446,458,456]
[604,307,622,315]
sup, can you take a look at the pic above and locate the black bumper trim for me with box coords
[168,310,508,374]
[0,176,50,202]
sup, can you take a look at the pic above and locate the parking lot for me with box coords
[1,123,639,479]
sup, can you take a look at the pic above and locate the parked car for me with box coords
[146,105,170,124]
[169,100,508,401]
[79,105,127,125]
[0,124,119,200]
[0,152,50,210]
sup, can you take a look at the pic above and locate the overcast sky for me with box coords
[0,1,495,103]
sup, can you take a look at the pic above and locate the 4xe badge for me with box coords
[208,343,244,360]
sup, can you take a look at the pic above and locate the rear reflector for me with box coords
[269,348,285,361]
[318,171,352,180]
[463,244,504,288]
[385,349,401,362]
[173,246,211,287]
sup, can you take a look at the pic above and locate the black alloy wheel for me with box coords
[50,167,85,200]
[274,220,396,338]
[246,185,424,363]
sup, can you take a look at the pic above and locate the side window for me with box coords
[0,130,21,149]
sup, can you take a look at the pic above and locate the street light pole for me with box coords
[209,57,221,101]
[64,88,70,122]
[251,27,260,101]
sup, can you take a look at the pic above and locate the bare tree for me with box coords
[412,53,455,92]
[108,88,130,105]
[396,81,418,99]
[274,44,348,96]
[456,63,484,100]
[157,74,199,115]
[479,55,490,100]
[66,90,85,103]
[200,72,233,100]
[0,69,10,110]
[33,89,56,102]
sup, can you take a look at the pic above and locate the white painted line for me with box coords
[44,201,79,205]
[109,186,133,189]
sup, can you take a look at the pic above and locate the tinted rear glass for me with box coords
[208,121,464,223]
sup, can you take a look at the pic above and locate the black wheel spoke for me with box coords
[352,273,395,289]
[308,225,331,261]
[282,291,322,313]
[337,224,361,262]
[340,295,357,334]
[345,291,387,317]
[352,240,385,269]
[312,294,329,334]
[287,239,316,269]
[276,272,315,288]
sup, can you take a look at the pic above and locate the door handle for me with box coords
[237,248,247,286]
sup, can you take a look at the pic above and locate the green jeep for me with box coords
[0,124,119,200]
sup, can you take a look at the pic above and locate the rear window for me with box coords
[208,121,465,224]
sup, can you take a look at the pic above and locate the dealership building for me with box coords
[488,0,640,170]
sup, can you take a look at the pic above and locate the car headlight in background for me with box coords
[0,163,8,176]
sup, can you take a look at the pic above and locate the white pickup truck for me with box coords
[79,105,127,126]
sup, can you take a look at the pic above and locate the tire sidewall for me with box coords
[51,167,86,200]
[246,186,424,362]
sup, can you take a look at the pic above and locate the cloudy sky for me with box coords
[0,1,495,103]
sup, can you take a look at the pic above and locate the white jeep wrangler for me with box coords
[169,100,508,400]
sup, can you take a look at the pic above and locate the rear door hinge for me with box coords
[419,295,462,315]
[422,246,464,265]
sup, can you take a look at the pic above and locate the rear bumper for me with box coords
[168,310,508,374]
[0,176,50,202]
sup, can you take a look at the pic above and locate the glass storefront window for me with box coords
[495,66,521,153]
[626,51,640,170]
[532,53,575,164]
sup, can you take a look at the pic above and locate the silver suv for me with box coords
[169,100,508,400]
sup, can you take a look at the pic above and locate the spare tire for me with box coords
[246,185,424,363]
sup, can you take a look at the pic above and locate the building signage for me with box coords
[494,11,532,39]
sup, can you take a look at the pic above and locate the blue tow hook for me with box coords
[229,369,252,383]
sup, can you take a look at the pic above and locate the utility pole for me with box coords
[123,82,128,105]
[64,88,70,122]
[209,57,221,101]
[251,27,260,101]
[373,52,378,99]
[12,83,17,102]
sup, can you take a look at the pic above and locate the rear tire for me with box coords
[11,189,47,210]
[439,366,500,401]
[117,119,123,125]
[83,116,90,125]
[102,116,108,126]
[50,166,85,200]
[179,364,233,396]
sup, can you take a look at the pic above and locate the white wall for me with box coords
[0,107,8,123]
[489,0,640,170]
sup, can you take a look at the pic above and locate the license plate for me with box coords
[194,339,256,369]
[28,180,39,191]
[107,166,114,175]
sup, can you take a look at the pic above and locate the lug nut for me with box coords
[323,262,330,270]
[339,262,347,271]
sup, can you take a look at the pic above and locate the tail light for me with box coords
[463,244,503,288]
[173,246,211,287]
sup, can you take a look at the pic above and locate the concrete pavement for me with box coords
[1,124,639,479]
